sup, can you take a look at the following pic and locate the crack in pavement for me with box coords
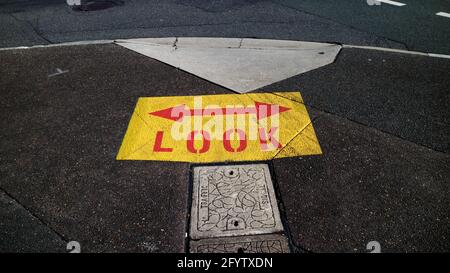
[272,116,316,160]
[0,186,68,245]
[258,90,450,157]
[172,37,178,50]
[8,11,52,44]
[270,1,409,50]
[304,102,450,156]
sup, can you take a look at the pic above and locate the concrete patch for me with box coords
[116,37,341,93]
[190,234,290,253]
[190,164,283,239]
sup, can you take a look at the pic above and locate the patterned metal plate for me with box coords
[190,164,283,239]
[190,234,290,253]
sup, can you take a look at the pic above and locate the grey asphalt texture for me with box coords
[0,0,414,50]
[273,113,449,252]
[277,0,450,54]
[1,0,449,53]
[0,190,66,252]
[0,43,448,252]
[260,48,450,154]
[0,43,230,252]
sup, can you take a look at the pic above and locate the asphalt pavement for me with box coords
[277,0,450,54]
[1,0,448,53]
[0,0,449,253]
[0,42,448,252]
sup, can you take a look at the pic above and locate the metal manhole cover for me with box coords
[190,164,283,239]
[190,234,290,253]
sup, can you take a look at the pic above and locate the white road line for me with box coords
[1,39,450,60]
[0,40,114,51]
[343,45,427,56]
[343,44,450,59]
[428,53,450,59]
[436,12,450,18]
[377,0,406,6]
[48,68,69,77]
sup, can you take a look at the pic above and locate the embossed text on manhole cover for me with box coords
[190,164,283,239]
[190,234,290,253]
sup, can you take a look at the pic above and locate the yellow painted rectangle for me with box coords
[116,92,321,162]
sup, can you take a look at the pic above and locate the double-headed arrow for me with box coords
[149,101,290,122]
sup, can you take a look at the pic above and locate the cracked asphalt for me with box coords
[0,42,448,253]
[0,0,449,253]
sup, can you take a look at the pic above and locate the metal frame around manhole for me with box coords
[186,162,292,253]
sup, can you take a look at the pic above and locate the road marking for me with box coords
[1,38,449,60]
[343,45,450,58]
[116,38,341,93]
[116,92,322,163]
[0,40,113,51]
[343,45,428,56]
[149,103,291,122]
[48,68,69,77]
[428,53,450,59]
[436,12,450,18]
[376,0,406,6]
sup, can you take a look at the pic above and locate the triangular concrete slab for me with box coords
[116,38,341,93]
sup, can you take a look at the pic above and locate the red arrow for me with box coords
[149,101,290,122]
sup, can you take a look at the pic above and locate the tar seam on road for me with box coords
[266,85,449,156]
[271,1,410,50]
[0,187,68,244]
[303,103,450,156]
[8,12,53,45]
[265,161,312,253]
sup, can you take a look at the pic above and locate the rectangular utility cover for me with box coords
[190,164,283,239]
[190,234,290,253]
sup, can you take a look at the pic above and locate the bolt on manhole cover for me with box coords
[190,164,283,239]
[190,234,290,253]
